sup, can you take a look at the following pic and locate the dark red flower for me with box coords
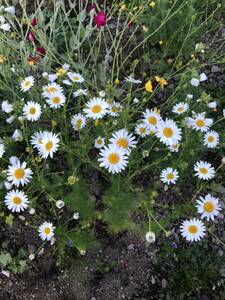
[36,47,46,56]
[31,18,38,27]
[94,12,107,28]
[26,31,35,42]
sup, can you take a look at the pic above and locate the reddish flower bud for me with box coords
[36,47,46,56]
[31,18,38,27]
[26,31,35,42]
[127,20,133,28]
[94,12,107,28]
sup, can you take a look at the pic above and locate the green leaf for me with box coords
[5,214,14,227]
[65,178,95,221]
[0,252,12,267]
[103,178,137,232]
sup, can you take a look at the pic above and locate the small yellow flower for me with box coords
[159,40,164,45]
[115,78,120,85]
[56,68,67,76]
[28,60,35,66]
[67,176,79,185]
[145,80,153,93]
[149,1,156,8]
[155,76,168,89]
[0,55,7,64]
[120,3,126,10]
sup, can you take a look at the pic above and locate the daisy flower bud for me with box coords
[145,231,156,243]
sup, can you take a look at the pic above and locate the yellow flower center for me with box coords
[45,141,53,151]
[166,173,174,180]
[196,119,205,127]
[208,136,214,143]
[140,127,146,134]
[47,87,57,93]
[14,168,25,179]
[188,225,198,234]
[13,196,22,205]
[199,167,208,174]
[92,105,102,114]
[24,81,30,87]
[73,76,79,81]
[108,153,120,164]
[52,97,60,104]
[117,138,129,149]
[163,127,173,138]
[44,227,51,235]
[111,106,119,113]
[177,107,184,112]
[203,201,215,213]
[97,139,102,144]
[148,116,157,125]
[29,107,36,115]
[76,119,83,129]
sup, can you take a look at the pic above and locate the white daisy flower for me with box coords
[62,63,70,71]
[6,115,16,124]
[156,118,182,146]
[30,131,47,150]
[4,189,29,213]
[207,101,217,109]
[0,23,11,31]
[38,131,60,159]
[7,160,33,187]
[46,92,66,109]
[98,145,128,174]
[42,83,63,98]
[48,74,58,82]
[71,113,86,131]
[62,79,72,86]
[172,102,189,114]
[160,167,179,185]
[168,143,180,152]
[20,76,34,92]
[194,160,215,180]
[12,129,23,141]
[83,97,109,120]
[190,78,200,87]
[135,123,150,137]
[94,137,105,149]
[125,75,142,84]
[142,109,162,131]
[73,89,88,97]
[0,144,5,158]
[38,222,55,241]
[67,72,84,83]
[22,101,42,121]
[190,112,213,132]
[1,100,13,113]
[109,129,136,154]
[108,101,123,117]
[180,218,206,242]
[199,73,207,82]
[203,130,219,148]
[4,6,16,14]
[196,194,221,221]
